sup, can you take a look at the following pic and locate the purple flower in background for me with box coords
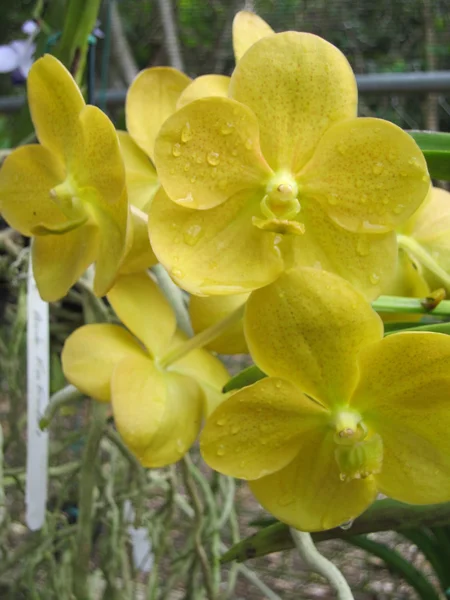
[0,20,39,84]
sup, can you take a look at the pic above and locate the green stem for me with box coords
[290,529,354,600]
[397,234,450,290]
[0,424,5,529]
[55,0,103,80]
[39,385,84,430]
[158,305,245,369]
[372,295,450,316]
[151,264,193,336]
[72,401,107,599]
[181,457,216,600]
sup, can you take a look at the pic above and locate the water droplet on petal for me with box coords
[339,519,354,531]
[216,418,225,426]
[372,162,383,176]
[172,143,181,157]
[190,176,197,183]
[183,224,202,246]
[207,151,220,166]
[278,493,295,507]
[171,267,184,279]
[176,439,185,454]
[181,122,192,143]
[217,444,225,457]
[362,220,386,232]
[176,192,194,206]
[184,162,190,172]
[220,122,234,135]
[275,381,282,389]
[245,138,253,150]
[231,425,240,435]
[369,272,380,285]
[393,203,404,215]
[337,143,346,156]
[328,193,339,206]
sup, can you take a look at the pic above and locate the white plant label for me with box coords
[26,254,49,530]
[123,500,154,572]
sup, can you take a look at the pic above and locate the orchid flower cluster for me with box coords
[2,10,450,534]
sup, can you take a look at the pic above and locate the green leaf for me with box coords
[346,536,441,600]
[409,131,450,181]
[222,365,266,393]
[384,321,450,336]
[221,498,450,563]
[402,529,450,592]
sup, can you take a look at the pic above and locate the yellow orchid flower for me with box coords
[174,11,273,109]
[232,10,274,62]
[0,54,130,301]
[119,67,191,212]
[397,186,450,293]
[201,267,450,531]
[62,272,228,468]
[189,293,249,354]
[149,32,430,299]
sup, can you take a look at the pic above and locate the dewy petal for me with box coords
[62,323,146,402]
[352,332,450,504]
[112,355,203,468]
[232,11,274,62]
[201,377,328,480]
[288,197,398,301]
[250,428,378,531]
[148,188,285,295]
[117,131,159,211]
[176,75,230,110]
[245,267,383,407]
[300,118,430,234]
[189,293,249,354]
[126,67,191,163]
[154,97,272,210]
[27,55,85,161]
[32,223,99,302]
[0,145,66,236]
[107,271,176,358]
[229,32,357,172]
[118,205,157,275]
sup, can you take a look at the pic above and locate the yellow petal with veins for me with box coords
[70,106,130,296]
[201,377,328,480]
[112,355,203,467]
[250,428,378,531]
[0,145,66,236]
[32,223,99,302]
[287,197,398,301]
[176,75,230,110]
[107,271,176,358]
[229,32,357,172]
[245,268,383,407]
[167,330,229,416]
[126,67,191,163]
[300,118,430,234]
[352,332,450,504]
[117,130,159,211]
[189,293,249,354]
[232,10,274,62]
[149,188,285,295]
[62,323,147,402]
[154,97,272,210]
[27,54,85,161]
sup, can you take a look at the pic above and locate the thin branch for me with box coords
[156,0,185,71]
[290,529,354,600]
